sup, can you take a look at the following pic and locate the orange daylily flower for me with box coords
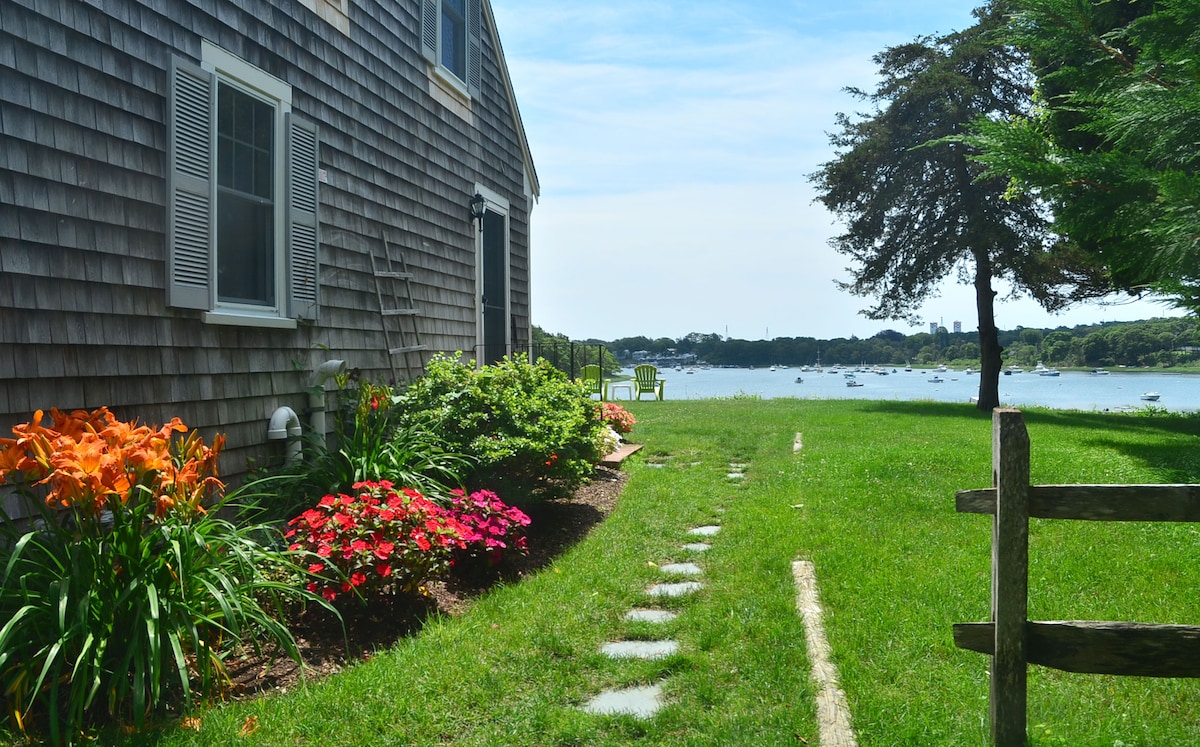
[2,406,226,521]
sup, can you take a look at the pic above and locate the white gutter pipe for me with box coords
[308,359,347,452]
[266,406,303,467]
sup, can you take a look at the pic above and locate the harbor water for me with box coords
[621,366,1199,412]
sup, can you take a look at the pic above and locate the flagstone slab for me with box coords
[601,639,679,659]
[682,542,711,552]
[688,525,721,536]
[647,581,703,597]
[726,472,745,479]
[659,562,702,576]
[625,608,679,623]
[581,684,664,719]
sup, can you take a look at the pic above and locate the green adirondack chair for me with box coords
[581,364,607,399]
[633,364,665,400]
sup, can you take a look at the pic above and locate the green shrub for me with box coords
[395,354,606,499]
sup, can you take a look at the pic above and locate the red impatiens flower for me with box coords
[286,481,470,602]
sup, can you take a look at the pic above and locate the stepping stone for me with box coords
[581,684,664,719]
[647,581,703,597]
[682,542,711,552]
[688,525,721,536]
[646,463,666,469]
[601,639,679,659]
[625,608,678,623]
[726,472,745,480]
[658,562,702,576]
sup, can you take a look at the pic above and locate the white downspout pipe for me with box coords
[266,406,303,467]
[309,359,347,452]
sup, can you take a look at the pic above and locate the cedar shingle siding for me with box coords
[1,0,537,478]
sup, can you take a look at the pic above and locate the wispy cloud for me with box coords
[492,0,1180,340]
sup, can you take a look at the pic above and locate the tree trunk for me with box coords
[975,252,1002,410]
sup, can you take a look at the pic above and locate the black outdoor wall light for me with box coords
[469,192,486,232]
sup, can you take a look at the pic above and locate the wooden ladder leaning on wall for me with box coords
[369,235,426,384]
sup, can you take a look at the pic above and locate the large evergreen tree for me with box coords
[810,4,1103,410]
[967,0,1200,309]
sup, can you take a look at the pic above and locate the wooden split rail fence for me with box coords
[953,408,1200,747]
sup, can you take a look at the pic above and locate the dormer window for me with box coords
[441,0,467,82]
[420,0,481,99]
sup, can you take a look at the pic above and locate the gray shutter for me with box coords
[467,0,482,97]
[286,113,320,321]
[419,0,438,64]
[167,57,214,310]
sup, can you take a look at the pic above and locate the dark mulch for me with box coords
[223,466,628,698]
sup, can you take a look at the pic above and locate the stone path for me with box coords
[579,456,859,744]
[580,520,722,719]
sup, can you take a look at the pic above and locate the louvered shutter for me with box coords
[286,114,320,321]
[467,0,482,97]
[419,0,438,64]
[167,57,214,310]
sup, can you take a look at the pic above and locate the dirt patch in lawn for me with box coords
[223,465,628,698]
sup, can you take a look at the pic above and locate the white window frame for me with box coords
[203,43,289,323]
[167,43,320,328]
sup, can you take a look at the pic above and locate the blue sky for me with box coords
[491,0,1180,341]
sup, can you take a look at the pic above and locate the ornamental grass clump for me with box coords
[0,408,320,743]
[265,380,473,522]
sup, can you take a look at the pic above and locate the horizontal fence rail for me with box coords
[954,408,1200,747]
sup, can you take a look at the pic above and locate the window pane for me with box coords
[217,82,273,199]
[217,191,274,305]
[216,82,276,307]
[441,0,466,79]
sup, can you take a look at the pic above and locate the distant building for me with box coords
[953,321,962,333]
[930,322,938,335]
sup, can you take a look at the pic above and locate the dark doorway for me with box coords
[481,210,507,364]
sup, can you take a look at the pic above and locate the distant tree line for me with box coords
[557,318,1199,370]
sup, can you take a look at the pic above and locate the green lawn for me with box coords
[130,399,1200,747]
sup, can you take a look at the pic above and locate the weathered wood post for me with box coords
[991,408,1030,746]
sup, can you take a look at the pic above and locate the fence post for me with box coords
[991,408,1030,746]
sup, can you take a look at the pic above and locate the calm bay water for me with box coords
[621,366,1200,412]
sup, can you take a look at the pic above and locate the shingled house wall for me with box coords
[0,0,537,478]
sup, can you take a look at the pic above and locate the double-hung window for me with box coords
[167,42,319,325]
[420,0,482,98]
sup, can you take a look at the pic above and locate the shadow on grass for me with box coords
[860,399,1200,482]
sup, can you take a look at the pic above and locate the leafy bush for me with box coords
[394,355,606,498]
[265,380,473,521]
[0,408,321,742]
